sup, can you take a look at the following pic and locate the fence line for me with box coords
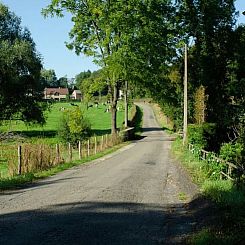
[188,143,244,181]
[0,133,123,178]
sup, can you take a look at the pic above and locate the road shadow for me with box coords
[142,127,164,132]
[1,176,87,195]
[0,197,216,245]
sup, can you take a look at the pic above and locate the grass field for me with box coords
[0,101,125,141]
[0,101,127,179]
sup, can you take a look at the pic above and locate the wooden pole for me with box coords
[68,143,72,162]
[18,145,22,175]
[78,141,82,160]
[101,135,104,151]
[87,139,90,156]
[183,43,188,145]
[94,137,97,155]
[105,134,108,148]
[56,144,60,164]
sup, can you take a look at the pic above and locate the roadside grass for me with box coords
[172,138,245,244]
[178,192,188,201]
[0,161,8,178]
[150,102,174,133]
[0,141,128,190]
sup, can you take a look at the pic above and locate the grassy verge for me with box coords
[150,102,174,133]
[172,138,245,244]
[0,142,128,191]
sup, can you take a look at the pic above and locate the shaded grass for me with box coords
[189,229,233,245]
[172,138,245,244]
[0,142,128,190]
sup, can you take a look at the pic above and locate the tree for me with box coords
[79,70,107,108]
[57,76,68,88]
[0,4,45,124]
[43,0,128,134]
[40,69,58,88]
[176,0,237,125]
[75,70,91,88]
[43,0,175,134]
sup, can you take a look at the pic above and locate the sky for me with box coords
[1,0,245,79]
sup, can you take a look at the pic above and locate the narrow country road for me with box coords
[0,103,198,245]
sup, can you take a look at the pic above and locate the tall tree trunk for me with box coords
[111,83,118,135]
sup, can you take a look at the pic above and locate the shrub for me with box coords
[219,142,243,165]
[58,107,91,145]
[188,123,216,150]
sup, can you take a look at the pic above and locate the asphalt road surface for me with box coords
[0,103,198,245]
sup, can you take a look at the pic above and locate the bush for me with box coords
[58,107,91,145]
[219,142,243,165]
[188,123,216,150]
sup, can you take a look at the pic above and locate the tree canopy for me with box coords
[43,0,175,133]
[43,0,245,158]
[0,3,45,124]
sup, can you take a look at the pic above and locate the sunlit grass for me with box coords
[172,137,245,244]
[0,101,125,139]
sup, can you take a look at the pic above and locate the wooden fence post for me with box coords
[87,139,90,156]
[18,145,22,175]
[68,143,72,162]
[56,144,60,164]
[105,134,108,148]
[94,137,97,155]
[78,141,82,160]
[101,135,104,151]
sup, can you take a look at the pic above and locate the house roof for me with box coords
[44,87,69,95]
[72,90,82,94]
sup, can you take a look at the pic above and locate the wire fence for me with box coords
[0,133,123,178]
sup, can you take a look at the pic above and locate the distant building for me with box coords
[119,90,124,99]
[71,90,82,100]
[44,87,69,101]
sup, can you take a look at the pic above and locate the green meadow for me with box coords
[0,101,125,143]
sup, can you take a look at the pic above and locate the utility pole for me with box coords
[124,80,128,128]
[183,43,188,145]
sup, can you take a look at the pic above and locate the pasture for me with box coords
[0,101,125,142]
[0,101,126,179]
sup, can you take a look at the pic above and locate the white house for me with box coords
[44,87,69,101]
[71,90,82,100]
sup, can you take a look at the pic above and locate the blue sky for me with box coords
[1,0,245,79]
